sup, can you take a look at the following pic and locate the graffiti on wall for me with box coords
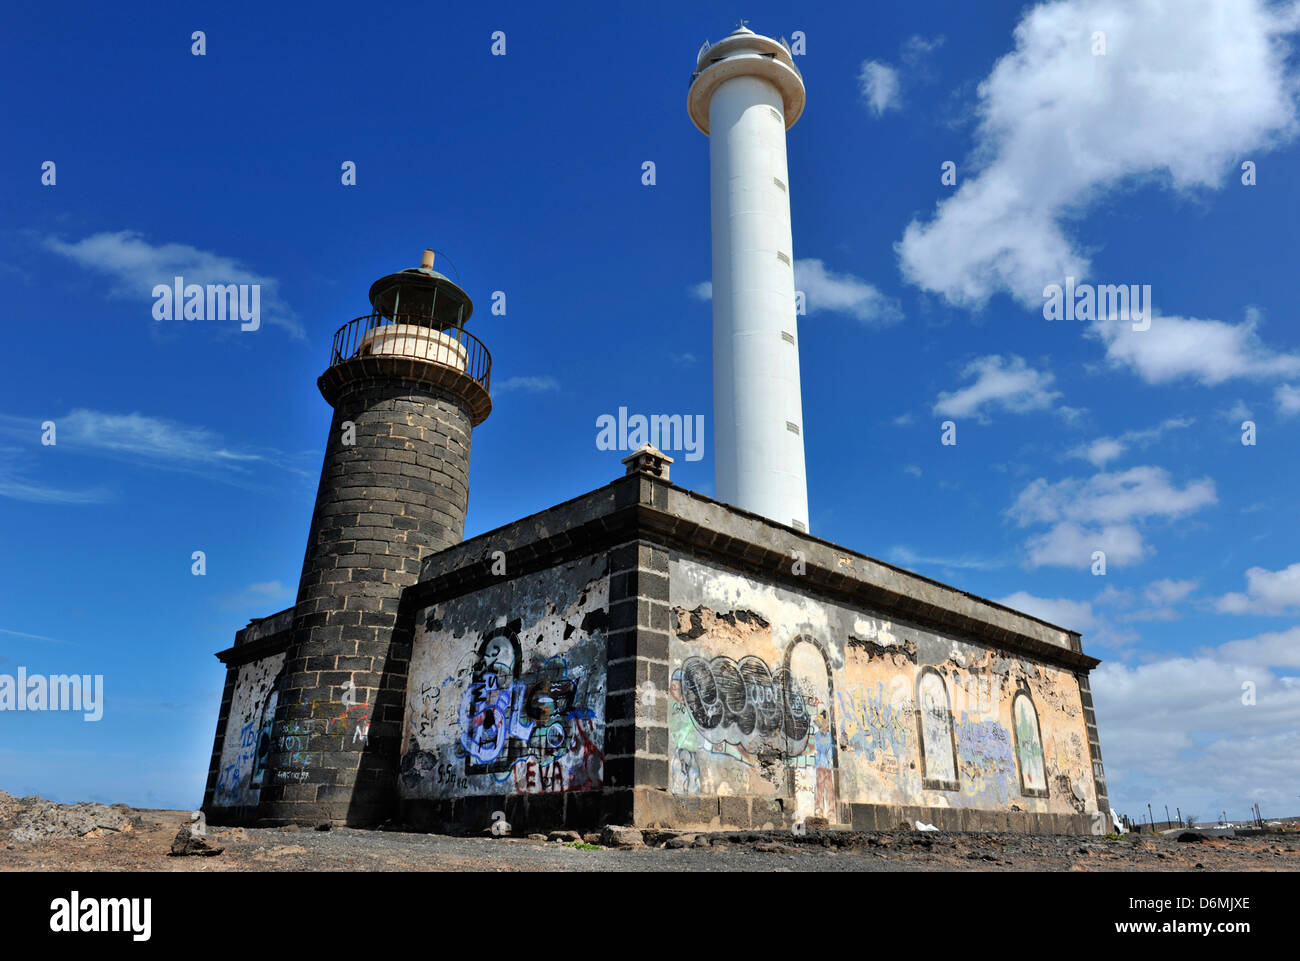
[456,630,603,792]
[213,653,286,808]
[399,558,609,800]
[667,554,1100,819]
[677,654,809,758]
[669,635,837,818]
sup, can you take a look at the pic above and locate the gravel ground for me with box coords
[2,792,1297,872]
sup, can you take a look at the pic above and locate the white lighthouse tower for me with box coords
[689,23,810,533]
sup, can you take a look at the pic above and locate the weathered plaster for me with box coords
[668,555,1096,822]
[212,652,286,809]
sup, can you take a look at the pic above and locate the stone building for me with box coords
[202,251,1112,835]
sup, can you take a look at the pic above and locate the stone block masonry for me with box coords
[255,373,476,826]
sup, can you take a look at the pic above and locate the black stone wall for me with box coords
[258,375,474,825]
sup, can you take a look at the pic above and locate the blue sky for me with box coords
[2,0,1297,824]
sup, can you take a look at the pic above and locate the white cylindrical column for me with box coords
[689,27,809,532]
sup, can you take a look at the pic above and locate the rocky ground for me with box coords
[1,791,1295,872]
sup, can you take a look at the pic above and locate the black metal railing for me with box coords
[328,313,491,392]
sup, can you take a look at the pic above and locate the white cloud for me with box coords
[1025,521,1147,568]
[1224,399,1254,423]
[1216,562,1300,614]
[859,60,901,116]
[795,259,902,326]
[1009,465,1217,568]
[889,545,1003,572]
[692,260,901,326]
[494,376,559,394]
[997,591,1095,631]
[933,354,1061,420]
[1144,578,1198,607]
[0,410,308,492]
[900,34,946,69]
[57,409,263,466]
[1090,309,1300,387]
[897,0,1300,308]
[1276,383,1300,416]
[1093,625,1300,817]
[0,463,110,505]
[43,230,303,338]
[903,464,923,478]
[1068,416,1194,467]
[1093,578,1198,622]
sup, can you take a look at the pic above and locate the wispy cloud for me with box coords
[1276,383,1300,416]
[494,376,559,394]
[0,471,110,505]
[43,230,303,338]
[1096,578,1199,622]
[217,580,295,612]
[0,627,77,646]
[691,260,901,327]
[0,442,112,505]
[888,545,1004,572]
[1068,416,1194,468]
[858,60,901,116]
[55,409,265,467]
[795,259,902,326]
[933,354,1061,421]
[0,410,312,493]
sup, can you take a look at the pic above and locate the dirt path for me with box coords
[2,797,1296,872]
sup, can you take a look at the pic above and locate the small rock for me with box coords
[214,828,247,841]
[278,824,301,833]
[528,833,548,841]
[600,825,645,848]
[666,835,697,850]
[168,826,223,857]
[315,822,332,832]
[1176,832,1206,843]
[548,830,582,843]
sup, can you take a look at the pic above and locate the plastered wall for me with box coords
[667,555,1097,823]
[212,652,286,809]
[399,554,609,801]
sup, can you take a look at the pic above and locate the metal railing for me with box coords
[328,313,491,392]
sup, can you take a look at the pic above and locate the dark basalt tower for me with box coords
[259,250,492,825]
